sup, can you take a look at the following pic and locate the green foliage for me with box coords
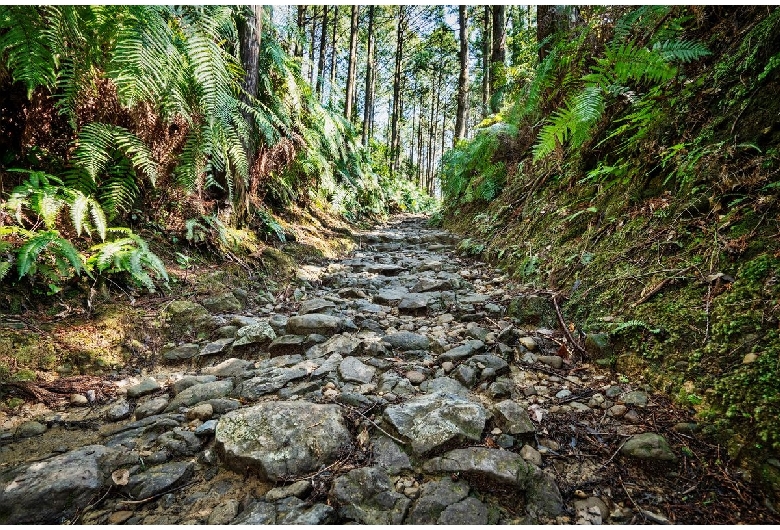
[1,171,166,292]
[86,228,168,292]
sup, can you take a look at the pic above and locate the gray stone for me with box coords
[440,340,484,362]
[202,357,252,377]
[453,364,477,387]
[420,377,470,397]
[234,366,308,400]
[127,378,162,399]
[106,399,132,422]
[268,314,288,335]
[269,335,307,357]
[466,325,489,341]
[339,357,376,384]
[202,292,242,313]
[0,444,112,523]
[330,467,410,524]
[365,264,404,276]
[207,398,241,414]
[233,322,276,349]
[620,433,677,462]
[16,420,47,438]
[187,403,213,421]
[383,392,488,456]
[438,497,489,525]
[266,480,312,502]
[299,298,336,315]
[199,338,234,357]
[520,444,543,466]
[407,477,469,524]
[157,428,204,456]
[232,501,276,524]
[287,314,343,336]
[406,370,427,384]
[70,394,89,406]
[537,355,563,369]
[488,380,512,399]
[372,436,412,474]
[622,390,649,407]
[165,380,234,412]
[216,401,351,481]
[208,499,240,525]
[320,334,362,356]
[518,336,538,351]
[398,294,429,316]
[411,278,451,293]
[135,397,169,419]
[277,499,335,525]
[373,288,407,305]
[312,353,344,378]
[423,447,563,517]
[172,375,217,395]
[125,461,194,500]
[383,331,430,351]
[163,343,200,361]
[195,419,218,437]
[469,354,509,378]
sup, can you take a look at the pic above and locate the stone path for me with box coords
[0,215,699,524]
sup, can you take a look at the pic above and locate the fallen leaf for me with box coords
[357,428,370,448]
[112,468,130,486]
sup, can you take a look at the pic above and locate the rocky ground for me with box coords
[0,214,776,524]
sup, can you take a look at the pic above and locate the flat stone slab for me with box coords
[339,357,376,384]
[621,432,677,461]
[383,392,487,456]
[493,400,536,435]
[125,461,194,500]
[299,298,337,315]
[383,331,430,351]
[287,314,343,336]
[0,444,112,523]
[165,380,233,412]
[216,402,352,481]
[233,322,276,349]
[407,476,470,524]
[440,340,484,362]
[269,335,307,357]
[365,264,404,276]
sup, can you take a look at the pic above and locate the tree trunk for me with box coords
[295,5,305,58]
[345,5,359,120]
[329,6,338,106]
[490,5,506,113]
[390,6,405,174]
[316,6,328,100]
[482,6,491,117]
[236,5,263,224]
[308,7,317,86]
[537,5,557,63]
[362,5,375,146]
[454,4,469,145]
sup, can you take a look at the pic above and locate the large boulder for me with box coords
[0,445,112,523]
[407,476,470,524]
[620,433,677,462]
[215,402,352,481]
[165,380,233,412]
[383,392,488,456]
[383,331,430,352]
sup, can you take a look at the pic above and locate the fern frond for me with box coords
[0,6,57,94]
[17,230,82,279]
[0,262,11,283]
[652,39,710,63]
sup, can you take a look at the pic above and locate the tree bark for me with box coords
[537,5,557,63]
[345,5,359,120]
[454,4,469,145]
[362,5,375,146]
[295,5,305,58]
[482,6,491,117]
[390,6,406,173]
[329,6,338,106]
[308,6,317,86]
[490,5,506,113]
[316,6,328,100]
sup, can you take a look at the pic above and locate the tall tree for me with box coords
[389,6,407,173]
[490,5,506,113]
[308,6,317,85]
[329,6,338,106]
[537,5,557,63]
[482,6,492,117]
[294,5,305,58]
[345,5,359,120]
[454,5,469,144]
[316,6,328,100]
[362,5,375,146]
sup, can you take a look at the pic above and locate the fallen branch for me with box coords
[631,278,670,308]
[338,402,406,445]
[552,294,588,359]
[117,479,199,507]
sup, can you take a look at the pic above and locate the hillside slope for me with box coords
[442,6,780,499]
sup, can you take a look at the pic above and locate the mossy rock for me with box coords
[161,300,211,337]
[508,295,557,328]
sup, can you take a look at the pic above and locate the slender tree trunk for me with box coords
[316,6,328,100]
[409,87,416,169]
[390,6,405,174]
[295,5,305,58]
[482,6,491,117]
[308,7,317,85]
[362,5,375,146]
[454,5,469,145]
[490,5,506,113]
[329,6,338,106]
[345,5,359,120]
[537,5,557,63]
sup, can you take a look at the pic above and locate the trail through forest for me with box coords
[0,215,776,524]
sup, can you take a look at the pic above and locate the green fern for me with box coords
[86,227,168,292]
[0,262,11,283]
[16,230,82,279]
[0,6,57,95]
